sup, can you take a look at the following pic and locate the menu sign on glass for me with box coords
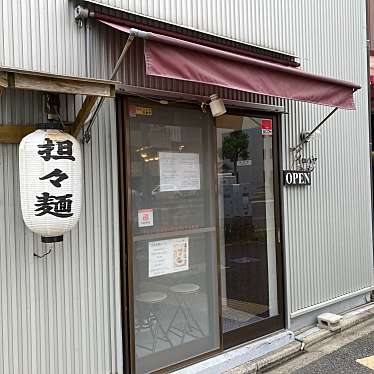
[148,237,189,278]
[159,152,200,191]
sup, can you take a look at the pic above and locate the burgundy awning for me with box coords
[100,20,360,110]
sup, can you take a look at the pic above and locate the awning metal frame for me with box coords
[290,107,339,153]
[79,28,145,142]
[289,107,339,172]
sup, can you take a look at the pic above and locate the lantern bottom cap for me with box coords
[41,235,63,243]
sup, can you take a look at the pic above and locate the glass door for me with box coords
[125,99,220,373]
[216,113,284,347]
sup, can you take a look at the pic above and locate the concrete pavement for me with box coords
[265,318,374,373]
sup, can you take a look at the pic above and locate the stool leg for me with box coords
[166,303,182,336]
[151,316,158,353]
[152,307,174,350]
[179,303,191,344]
[184,301,205,337]
[156,317,174,348]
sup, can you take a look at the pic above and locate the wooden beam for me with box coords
[0,71,8,88]
[10,72,115,97]
[71,95,98,137]
[0,125,38,143]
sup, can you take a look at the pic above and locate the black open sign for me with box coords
[283,170,311,186]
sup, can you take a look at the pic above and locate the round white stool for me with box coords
[167,283,205,343]
[135,291,173,352]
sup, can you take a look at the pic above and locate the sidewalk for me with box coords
[266,317,374,373]
[227,303,374,373]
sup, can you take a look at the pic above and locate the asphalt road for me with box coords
[293,331,374,373]
[266,319,374,374]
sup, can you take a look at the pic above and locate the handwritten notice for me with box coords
[159,152,200,191]
[148,237,189,278]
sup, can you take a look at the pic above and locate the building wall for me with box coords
[0,0,86,75]
[88,0,374,317]
[0,0,372,373]
[0,89,123,374]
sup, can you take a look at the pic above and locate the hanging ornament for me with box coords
[19,128,82,243]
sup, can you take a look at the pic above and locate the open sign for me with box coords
[283,170,311,186]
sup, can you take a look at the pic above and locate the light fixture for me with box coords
[209,94,226,117]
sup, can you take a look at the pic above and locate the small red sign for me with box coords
[128,105,137,117]
[261,119,273,136]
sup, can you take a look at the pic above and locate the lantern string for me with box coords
[33,245,54,259]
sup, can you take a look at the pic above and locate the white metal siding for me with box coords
[279,0,373,314]
[88,0,374,313]
[0,0,86,75]
[0,90,123,374]
[0,1,373,373]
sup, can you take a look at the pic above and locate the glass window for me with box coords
[216,114,279,334]
[127,100,220,373]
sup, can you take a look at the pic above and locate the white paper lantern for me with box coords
[19,129,82,243]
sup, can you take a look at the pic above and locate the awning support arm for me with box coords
[74,28,147,142]
[290,107,339,152]
[81,32,135,143]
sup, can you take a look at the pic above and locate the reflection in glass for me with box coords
[128,101,220,373]
[216,115,279,333]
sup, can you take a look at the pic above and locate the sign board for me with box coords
[283,170,311,186]
[261,119,273,136]
[128,105,153,117]
[138,208,154,227]
[159,152,200,191]
[148,237,189,277]
[237,159,252,167]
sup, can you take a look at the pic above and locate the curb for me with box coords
[226,303,374,373]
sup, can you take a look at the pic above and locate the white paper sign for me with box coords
[149,237,189,277]
[138,208,154,227]
[159,152,200,191]
[237,159,252,166]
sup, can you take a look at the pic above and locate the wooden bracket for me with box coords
[0,71,8,88]
[0,125,39,144]
[0,67,119,143]
[10,72,115,97]
[0,67,117,97]
[71,96,99,137]
[0,123,72,144]
[0,71,8,95]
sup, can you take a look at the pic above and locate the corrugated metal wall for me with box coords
[0,0,86,75]
[0,89,123,374]
[0,0,373,373]
[279,0,373,314]
[90,0,373,314]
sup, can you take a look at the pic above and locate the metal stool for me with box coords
[167,283,205,343]
[135,291,173,353]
